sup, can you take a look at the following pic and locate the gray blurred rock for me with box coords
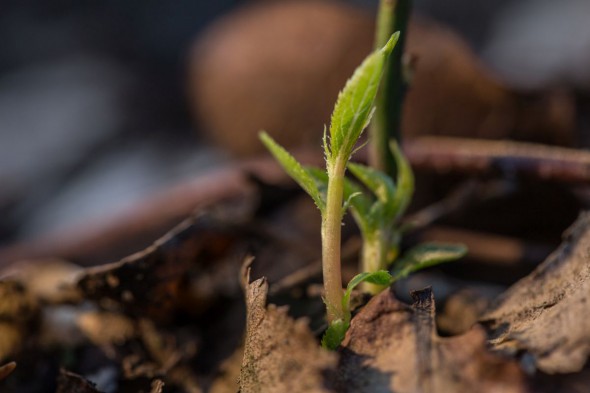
[0,55,129,194]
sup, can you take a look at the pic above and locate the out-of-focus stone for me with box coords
[190,0,375,156]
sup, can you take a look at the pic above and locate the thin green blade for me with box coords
[388,140,414,220]
[342,270,392,319]
[260,132,325,213]
[391,242,467,282]
[348,162,395,207]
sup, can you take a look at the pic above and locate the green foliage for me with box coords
[346,141,413,237]
[388,140,414,222]
[260,132,326,213]
[321,319,348,350]
[259,32,466,352]
[391,242,468,282]
[326,33,399,166]
[322,270,393,350]
[342,270,392,317]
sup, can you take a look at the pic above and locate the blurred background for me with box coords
[2,0,589,261]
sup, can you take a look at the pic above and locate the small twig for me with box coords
[404,137,590,184]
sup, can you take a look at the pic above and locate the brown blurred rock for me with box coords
[189,0,574,157]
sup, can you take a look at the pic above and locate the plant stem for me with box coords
[360,232,388,294]
[322,157,347,323]
[369,0,412,176]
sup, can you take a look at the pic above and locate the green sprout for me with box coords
[260,33,466,350]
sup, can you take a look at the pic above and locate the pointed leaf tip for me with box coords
[391,243,467,282]
[259,131,326,213]
[382,31,400,55]
[328,32,399,163]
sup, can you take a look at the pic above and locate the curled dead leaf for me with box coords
[482,212,590,374]
[240,271,337,392]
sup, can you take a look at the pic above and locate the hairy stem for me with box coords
[322,157,347,323]
[370,0,412,175]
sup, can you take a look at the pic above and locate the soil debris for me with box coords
[338,287,527,392]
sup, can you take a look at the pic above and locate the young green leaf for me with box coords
[321,319,348,350]
[388,140,414,220]
[391,242,467,282]
[342,270,392,319]
[329,33,399,163]
[322,270,392,350]
[260,132,325,213]
[348,162,396,209]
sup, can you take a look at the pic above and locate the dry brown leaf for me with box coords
[150,379,165,393]
[481,212,590,374]
[210,346,243,393]
[0,280,37,322]
[0,362,16,381]
[337,287,527,393]
[1,259,82,303]
[240,272,337,392]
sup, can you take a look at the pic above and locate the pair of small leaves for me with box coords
[346,140,414,237]
[322,243,467,350]
[322,270,392,350]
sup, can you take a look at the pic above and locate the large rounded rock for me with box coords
[189,0,375,156]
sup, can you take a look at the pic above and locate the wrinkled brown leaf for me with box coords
[76,211,245,319]
[240,272,337,392]
[0,281,38,361]
[210,346,243,393]
[482,212,590,374]
[338,287,527,393]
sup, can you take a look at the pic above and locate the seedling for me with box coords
[260,33,465,350]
